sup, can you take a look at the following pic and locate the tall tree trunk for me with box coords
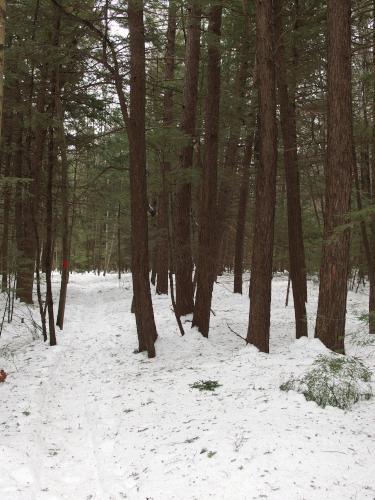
[45,4,63,346]
[274,0,307,338]
[370,0,375,334]
[353,148,375,326]
[233,129,255,294]
[315,0,353,353]
[56,91,70,330]
[117,202,122,280]
[192,2,223,337]
[46,127,57,346]
[247,0,278,353]
[1,107,13,291]
[0,0,5,138]
[156,0,177,295]
[174,0,201,316]
[214,29,250,278]
[128,0,157,357]
[14,105,35,305]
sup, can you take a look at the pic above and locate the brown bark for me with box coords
[14,101,35,305]
[192,2,223,337]
[370,0,375,333]
[117,202,122,280]
[274,0,307,338]
[247,0,278,353]
[315,0,353,353]
[0,0,5,138]
[45,4,63,346]
[353,149,374,302]
[354,43,375,334]
[233,129,255,294]
[214,28,250,277]
[174,0,201,316]
[156,0,177,295]
[1,107,13,291]
[128,0,157,357]
[46,127,57,346]
[56,91,70,330]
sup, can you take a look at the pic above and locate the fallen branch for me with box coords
[226,322,247,342]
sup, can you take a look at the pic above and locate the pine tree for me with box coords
[315,0,353,353]
[247,0,278,353]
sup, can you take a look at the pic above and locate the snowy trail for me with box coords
[33,282,108,499]
[1,273,375,500]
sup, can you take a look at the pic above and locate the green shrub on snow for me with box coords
[280,354,372,410]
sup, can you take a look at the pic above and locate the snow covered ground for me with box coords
[1,273,375,500]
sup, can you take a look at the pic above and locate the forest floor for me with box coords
[1,273,375,500]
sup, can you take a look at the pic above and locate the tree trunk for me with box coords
[233,129,255,294]
[174,0,201,316]
[370,0,375,334]
[128,0,157,357]
[315,0,353,353]
[247,0,278,353]
[274,0,307,339]
[0,0,6,138]
[156,0,177,295]
[1,108,13,291]
[214,7,251,278]
[14,101,35,305]
[56,91,70,330]
[117,202,122,280]
[192,2,223,337]
[46,127,57,346]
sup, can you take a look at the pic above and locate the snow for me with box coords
[1,273,375,500]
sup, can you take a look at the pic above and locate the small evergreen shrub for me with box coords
[280,354,372,410]
[190,380,221,392]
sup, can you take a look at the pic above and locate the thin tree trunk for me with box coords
[0,0,6,138]
[14,102,35,305]
[192,2,223,337]
[214,12,251,277]
[174,0,201,316]
[370,0,375,333]
[117,202,122,280]
[156,0,177,295]
[46,127,57,346]
[56,91,70,330]
[353,148,374,294]
[1,109,13,291]
[247,0,278,353]
[274,0,307,338]
[315,0,353,353]
[233,129,255,294]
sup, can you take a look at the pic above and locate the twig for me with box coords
[226,322,247,342]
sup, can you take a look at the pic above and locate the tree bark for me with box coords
[117,202,122,280]
[370,0,375,333]
[0,0,6,138]
[56,91,70,330]
[214,24,250,278]
[14,103,35,305]
[174,0,201,316]
[315,0,353,353]
[1,107,13,291]
[46,127,57,346]
[274,0,308,338]
[128,0,157,357]
[156,0,177,295]
[233,129,255,294]
[192,2,223,337]
[247,0,278,353]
